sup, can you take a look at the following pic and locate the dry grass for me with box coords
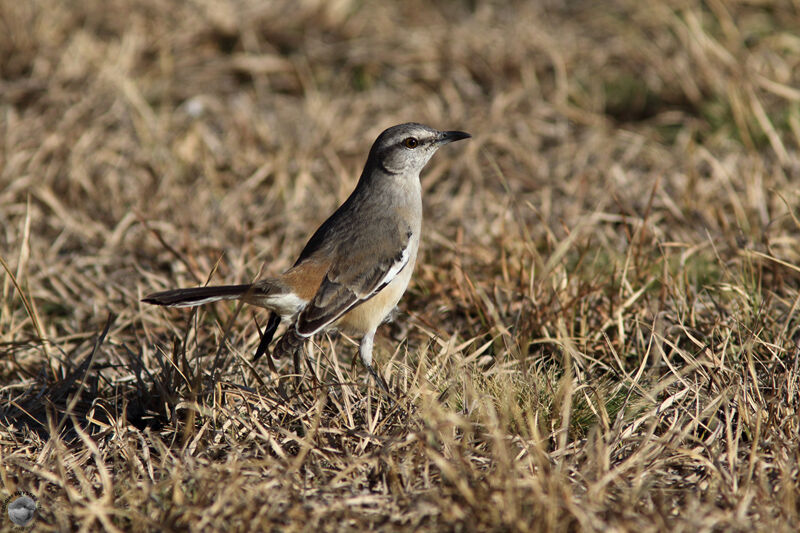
[2,0,800,530]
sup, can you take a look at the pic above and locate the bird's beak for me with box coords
[438,130,471,144]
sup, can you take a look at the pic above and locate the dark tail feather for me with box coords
[253,312,281,362]
[142,284,252,307]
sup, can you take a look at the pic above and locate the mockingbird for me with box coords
[143,123,470,391]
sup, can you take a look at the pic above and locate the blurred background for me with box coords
[2,0,798,309]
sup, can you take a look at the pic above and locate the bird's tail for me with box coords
[142,284,253,307]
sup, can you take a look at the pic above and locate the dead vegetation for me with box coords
[1,0,799,531]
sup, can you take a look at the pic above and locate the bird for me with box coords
[142,123,470,392]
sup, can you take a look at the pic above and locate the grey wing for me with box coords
[294,221,413,337]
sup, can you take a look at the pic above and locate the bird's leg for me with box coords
[360,331,391,396]
[274,329,308,392]
[293,349,302,382]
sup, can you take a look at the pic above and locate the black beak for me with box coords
[438,130,471,144]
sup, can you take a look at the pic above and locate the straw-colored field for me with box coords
[2,1,799,530]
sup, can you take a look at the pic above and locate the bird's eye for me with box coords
[403,137,419,148]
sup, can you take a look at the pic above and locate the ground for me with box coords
[1,0,799,531]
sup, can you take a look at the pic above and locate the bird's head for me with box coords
[368,122,470,176]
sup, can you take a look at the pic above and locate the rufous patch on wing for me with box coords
[280,259,330,301]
